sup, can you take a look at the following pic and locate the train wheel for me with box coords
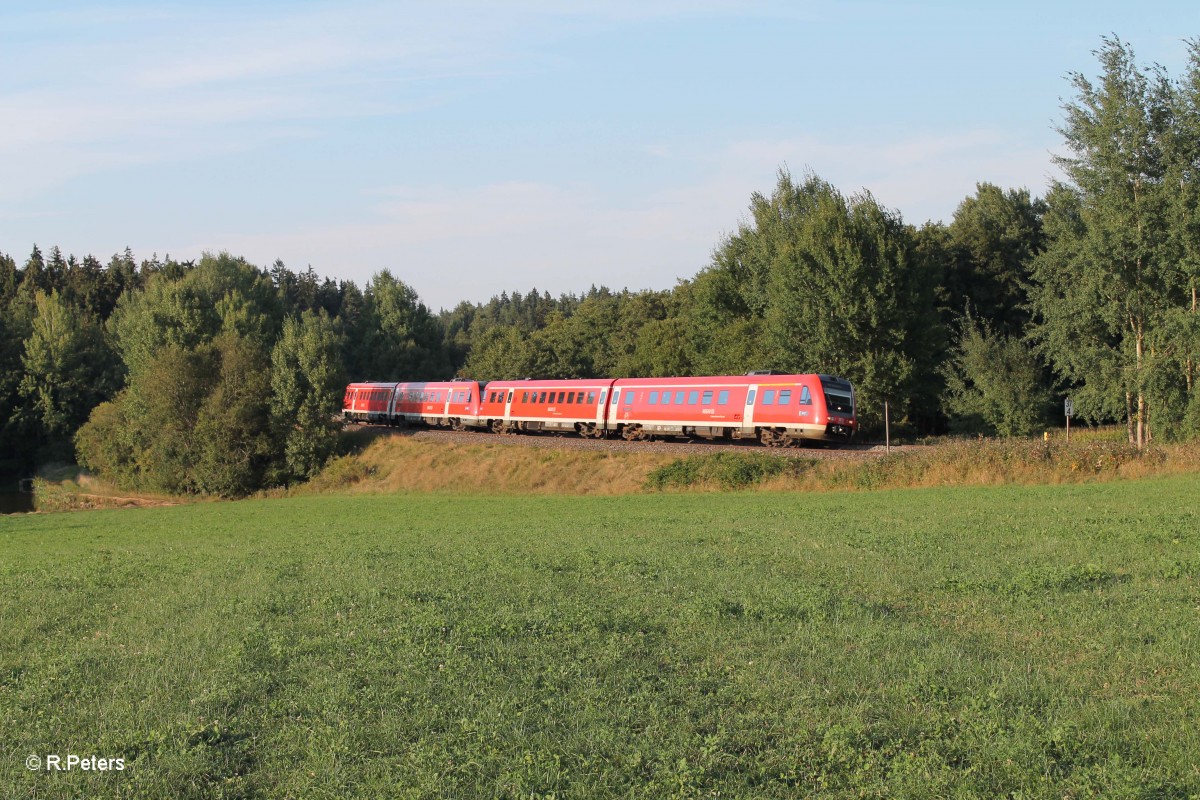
[621,424,643,441]
[759,428,785,447]
[490,419,507,435]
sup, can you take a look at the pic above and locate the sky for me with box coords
[2,2,1199,311]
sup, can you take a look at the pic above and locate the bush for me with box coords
[646,452,799,490]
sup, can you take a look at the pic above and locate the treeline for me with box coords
[0,250,447,492]
[1,36,1198,495]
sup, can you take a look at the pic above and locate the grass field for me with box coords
[2,478,1199,798]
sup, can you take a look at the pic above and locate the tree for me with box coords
[190,334,274,496]
[16,290,118,460]
[359,271,447,379]
[941,310,1051,436]
[109,251,280,377]
[946,184,1046,336]
[270,311,346,482]
[77,334,273,496]
[695,170,942,432]
[461,325,535,380]
[1030,37,1182,447]
[1164,39,1200,436]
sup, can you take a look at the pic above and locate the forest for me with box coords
[2,37,1199,496]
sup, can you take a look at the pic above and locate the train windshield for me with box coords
[823,389,854,415]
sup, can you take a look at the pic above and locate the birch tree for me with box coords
[1031,37,1180,447]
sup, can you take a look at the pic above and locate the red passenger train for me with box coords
[342,373,856,446]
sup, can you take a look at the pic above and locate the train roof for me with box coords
[613,373,833,387]
[484,378,617,388]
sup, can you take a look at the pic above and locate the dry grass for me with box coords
[31,470,185,512]
[29,430,1200,510]
[299,431,1200,498]
[757,436,1200,493]
[295,434,678,497]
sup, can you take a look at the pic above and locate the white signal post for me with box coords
[1064,396,1074,443]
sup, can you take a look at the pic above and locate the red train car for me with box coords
[480,378,616,436]
[343,382,397,424]
[610,373,855,445]
[391,380,482,429]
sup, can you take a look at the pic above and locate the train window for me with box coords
[624,391,633,406]
[508,392,513,403]
[688,390,699,404]
[588,391,596,404]
[762,390,776,405]
[800,387,812,405]
[718,390,729,405]
[662,391,672,404]
[649,391,659,405]
[675,392,685,405]
[779,389,792,405]
[702,390,713,404]
[747,390,756,406]
[567,392,575,403]
[539,392,547,403]
[521,392,528,402]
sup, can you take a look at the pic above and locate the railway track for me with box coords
[350,424,912,460]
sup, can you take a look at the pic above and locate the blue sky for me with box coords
[2,2,1198,310]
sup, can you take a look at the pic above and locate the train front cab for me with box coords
[745,374,855,445]
[817,374,856,441]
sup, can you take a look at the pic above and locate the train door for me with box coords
[742,383,758,435]
[595,387,607,431]
[504,388,514,424]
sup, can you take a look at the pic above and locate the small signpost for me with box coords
[1064,396,1074,443]
[884,400,890,454]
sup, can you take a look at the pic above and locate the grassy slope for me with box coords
[2,479,1199,798]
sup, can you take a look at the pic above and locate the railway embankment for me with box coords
[292,427,1200,496]
[22,428,1200,512]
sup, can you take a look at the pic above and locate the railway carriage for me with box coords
[480,378,616,437]
[610,373,855,445]
[343,380,484,429]
[342,382,397,424]
[391,380,482,429]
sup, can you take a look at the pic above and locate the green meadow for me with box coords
[2,478,1198,798]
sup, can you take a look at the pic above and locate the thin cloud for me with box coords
[197,125,1061,309]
